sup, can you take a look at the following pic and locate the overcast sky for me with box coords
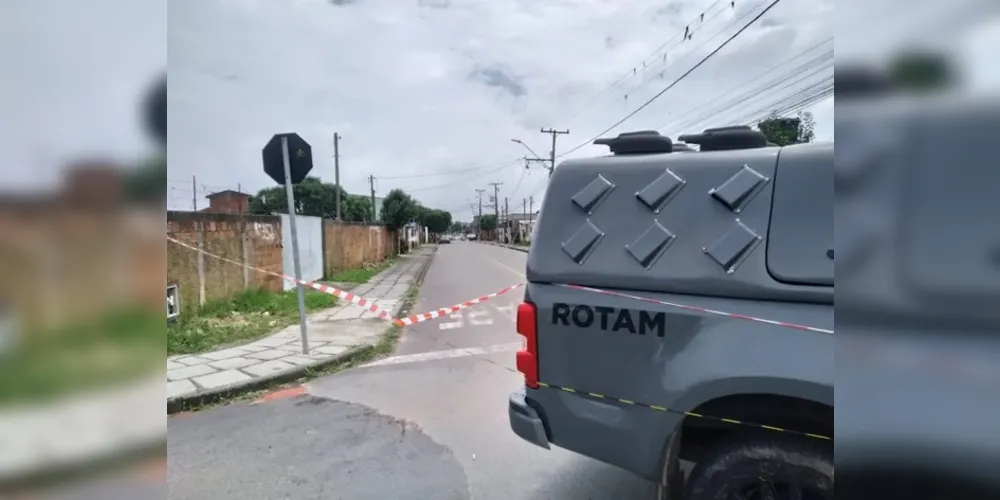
[166,0,835,216]
[3,0,996,220]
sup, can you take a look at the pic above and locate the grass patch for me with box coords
[173,265,426,413]
[167,288,337,356]
[0,308,163,405]
[325,258,397,284]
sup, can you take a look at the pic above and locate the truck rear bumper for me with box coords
[509,388,550,449]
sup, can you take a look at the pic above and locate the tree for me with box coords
[413,203,432,227]
[342,194,373,222]
[480,214,498,231]
[380,189,417,231]
[449,221,465,233]
[797,111,816,143]
[423,209,452,235]
[757,111,816,146]
[249,177,347,217]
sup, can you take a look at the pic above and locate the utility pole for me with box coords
[191,175,197,210]
[488,182,502,242]
[333,132,341,220]
[502,197,508,243]
[489,182,502,220]
[540,128,570,178]
[369,175,377,222]
[529,196,534,223]
[475,188,486,238]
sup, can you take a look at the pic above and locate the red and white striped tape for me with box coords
[395,284,524,326]
[167,235,832,334]
[167,236,399,322]
[559,284,834,334]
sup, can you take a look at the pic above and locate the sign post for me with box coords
[262,133,314,354]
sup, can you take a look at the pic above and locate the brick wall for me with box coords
[165,213,398,314]
[167,211,283,314]
[323,220,398,275]
[0,203,164,337]
[203,191,250,214]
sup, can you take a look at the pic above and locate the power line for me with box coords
[376,157,521,180]
[725,79,833,127]
[654,37,831,134]
[381,158,520,194]
[509,160,528,198]
[569,0,732,117]
[557,0,785,159]
[607,0,756,110]
[661,49,833,135]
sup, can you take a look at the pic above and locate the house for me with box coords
[500,212,537,243]
[202,190,251,214]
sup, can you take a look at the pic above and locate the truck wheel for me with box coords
[683,437,833,500]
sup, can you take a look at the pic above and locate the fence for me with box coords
[166,211,399,315]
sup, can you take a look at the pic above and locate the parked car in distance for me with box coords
[440,235,451,243]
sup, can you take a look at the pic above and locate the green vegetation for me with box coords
[756,110,816,146]
[167,288,337,356]
[325,258,397,283]
[249,176,375,222]
[479,214,498,231]
[174,263,426,413]
[0,308,163,404]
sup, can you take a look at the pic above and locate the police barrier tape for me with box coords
[172,236,835,439]
[168,236,836,334]
[167,236,403,320]
[394,284,523,326]
[166,236,521,327]
[535,381,832,441]
[388,320,834,441]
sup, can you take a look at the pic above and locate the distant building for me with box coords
[202,189,251,214]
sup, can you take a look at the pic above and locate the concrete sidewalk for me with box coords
[167,246,437,411]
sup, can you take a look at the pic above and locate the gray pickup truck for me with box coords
[509,126,833,500]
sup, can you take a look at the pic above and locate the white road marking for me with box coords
[436,305,514,330]
[467,308,493,326]
[494,303,516,319]
[360,342,523,368]
[438,312,463,330]
[485,255,526,279]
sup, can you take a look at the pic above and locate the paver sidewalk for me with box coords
[167,246,437,407]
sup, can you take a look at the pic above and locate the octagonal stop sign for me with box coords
[262,133,313,185]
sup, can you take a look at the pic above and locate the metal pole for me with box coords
[334,133,341,221]
[282,136,310,354]
[549,132,556,178]
[369,175,377,222]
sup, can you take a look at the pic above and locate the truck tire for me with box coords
[683,436,833,500]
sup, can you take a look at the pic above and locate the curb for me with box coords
[166,247,439,414]
[480,241,529,253]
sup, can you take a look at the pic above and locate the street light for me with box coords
[510,138,543,160]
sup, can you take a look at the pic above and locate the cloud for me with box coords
[165,0,838,216]
[0,0,166,191]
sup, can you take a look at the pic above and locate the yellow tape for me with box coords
[537,381,831,441]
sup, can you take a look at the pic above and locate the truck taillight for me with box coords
[516,301,539,389]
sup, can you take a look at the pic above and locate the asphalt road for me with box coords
[168,242,655,499]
